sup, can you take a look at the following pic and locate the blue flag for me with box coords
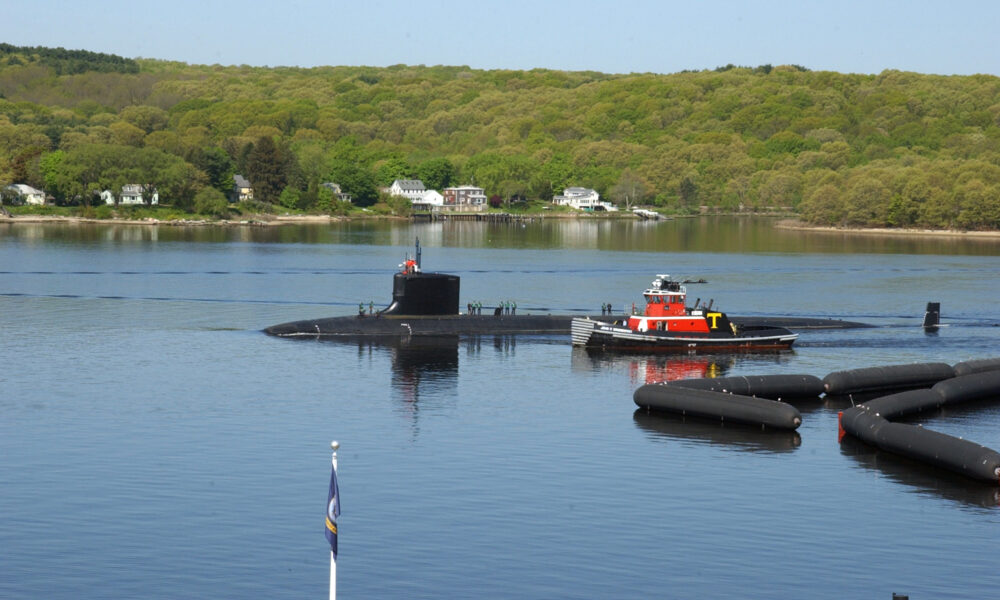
[325,461,340,559]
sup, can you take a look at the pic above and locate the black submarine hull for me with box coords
[265,314,611,337]
[264,314,870,337]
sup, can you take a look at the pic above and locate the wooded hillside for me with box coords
[1,45,998,228]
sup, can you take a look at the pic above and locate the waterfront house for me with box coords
[102,184,158,205]
[233,175,253,202]
[442,185,488,212]
[3,183,46,205]
[388,179,427,202]
[320,182,352,203]
[552,187,617,211]
[411,190,445,212]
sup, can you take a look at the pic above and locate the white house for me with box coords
[388,179,427,202]
[442,185,488,212]
[4,184,46,205]
[552,187,617,211]
[412,190,444,212]
[102,184,158,205]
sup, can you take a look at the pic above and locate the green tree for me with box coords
[800,184,845,225]
[11,145,46,189]
[679,175,698,208]
[279,186,301,209]
[845,177,890,226]
[610,168,649,209]
[119,105,169,133]
[384,195,412,216]
[374,157,412,186]
[328,161,377,206]
[244,136,285,204]
[416,157,454,190]
[189,147,235,194]
[193,187,230,218]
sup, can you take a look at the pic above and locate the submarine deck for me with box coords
[264,314,872,338]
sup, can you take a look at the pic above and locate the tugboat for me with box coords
[571,274,798,352]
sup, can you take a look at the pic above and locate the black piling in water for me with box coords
[634,384,802,430]
[669,374,824,400]
[922,301,940,328]
[839,371,1000,483]
[823,362,955,395]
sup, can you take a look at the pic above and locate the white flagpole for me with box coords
[330,440,339,600]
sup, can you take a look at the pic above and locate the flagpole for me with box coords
[329,440,339,600]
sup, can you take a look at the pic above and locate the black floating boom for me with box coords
[634,384,802,430]
[823,362,955,395]
[839,370,1000,483]
[668,374,824,400]
[953,357,1000,377]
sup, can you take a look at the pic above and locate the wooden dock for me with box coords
[412,212,537,223]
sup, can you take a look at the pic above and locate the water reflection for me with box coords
[571,347,734,384]
[839,436,1000,509]
[633,409,802,454]
[571,347,801,385]
[322,334,519,411]
[330,335,462,407]
[384,335,460,403]
[4,217,997,254]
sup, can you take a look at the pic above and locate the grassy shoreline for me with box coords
[4,212,999,238]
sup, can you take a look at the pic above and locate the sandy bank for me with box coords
[775,219,1000,239]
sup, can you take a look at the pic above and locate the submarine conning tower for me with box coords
[380,238,460,316]
[381,271,460,316]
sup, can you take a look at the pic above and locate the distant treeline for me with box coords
[0,43,139,75]
[0,46,997,229]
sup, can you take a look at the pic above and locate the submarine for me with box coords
[263,239,872,339]
[264,239,610,337]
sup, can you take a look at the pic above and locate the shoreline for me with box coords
[0,214,351,227]
[0,212,634,226]
[3,213,999,238]
[774,219,1000,239]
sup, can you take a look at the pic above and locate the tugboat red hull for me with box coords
[571,318,798,352]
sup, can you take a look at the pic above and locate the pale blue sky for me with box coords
[5,0,999,75]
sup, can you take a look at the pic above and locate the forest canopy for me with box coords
[0,45,998,229]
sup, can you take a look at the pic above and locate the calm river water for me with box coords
[2,217,999,599]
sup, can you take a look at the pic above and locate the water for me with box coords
[1,217,999,599]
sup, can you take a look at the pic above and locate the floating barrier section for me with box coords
[823,362,955,395]
[634,384,802,430]
[953,357,1000,377]
[839,371,1000,483]
[669,374,824,400]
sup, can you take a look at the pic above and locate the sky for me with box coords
[5,0,1000,76]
